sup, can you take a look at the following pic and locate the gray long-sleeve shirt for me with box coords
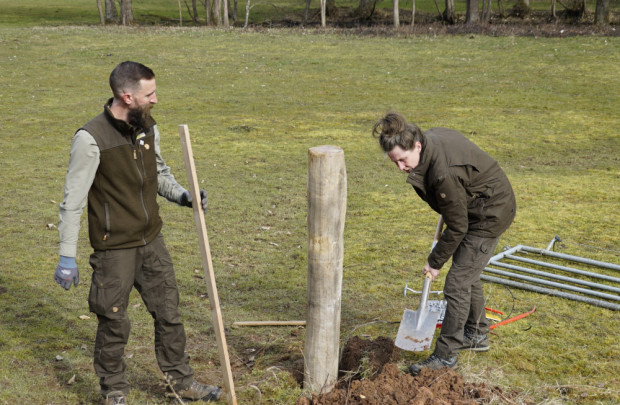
[58,124,186,257]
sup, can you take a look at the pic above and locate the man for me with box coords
[54,61,221,404]
[373,112,516,375]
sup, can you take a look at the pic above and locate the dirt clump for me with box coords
[340,336,401,379]
[296,336,514,405]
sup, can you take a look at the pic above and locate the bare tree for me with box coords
[393,0,400,27]
[497,0,506,18]
[320,0,326,26]
[410,0,416,31]
[120,0,133,25]
[214,0,222,25]
[104,0,118,23]
[204,0,212,25]
[223,0,230,27]
[595,0,610,25]
[466,0,479,23]
[444,0,456,23]
[481,0,492,22]
[303,0,311,26]
[192,0,199,23]
[232,0,239,23]
[97,0,105,24]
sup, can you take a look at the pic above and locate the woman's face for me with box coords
[387,142,422,173]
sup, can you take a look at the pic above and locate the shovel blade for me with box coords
[395,308,440,352]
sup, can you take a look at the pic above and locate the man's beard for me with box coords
[127,104,152,130]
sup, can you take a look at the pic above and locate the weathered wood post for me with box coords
[304,145,347,394]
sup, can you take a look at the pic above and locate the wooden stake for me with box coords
[232,320,306,328]
[304,145,347,394]
[178,125,237,405]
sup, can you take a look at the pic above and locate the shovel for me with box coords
[395,273,440,351]
[395,216,444,352]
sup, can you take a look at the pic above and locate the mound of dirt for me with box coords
[296,336,514,405]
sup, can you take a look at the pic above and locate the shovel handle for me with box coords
[431,216,444,250]
[421,216,442,308]
[419,273,433,310]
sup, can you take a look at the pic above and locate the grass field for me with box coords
[0,2,619,404]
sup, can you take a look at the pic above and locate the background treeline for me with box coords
[8,0,618,28]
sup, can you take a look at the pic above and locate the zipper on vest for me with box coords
[134,141,149,245]
[103,202,111,241]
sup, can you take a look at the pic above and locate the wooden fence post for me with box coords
[304,145,347,394]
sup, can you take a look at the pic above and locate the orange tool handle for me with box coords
[489,306,536,330]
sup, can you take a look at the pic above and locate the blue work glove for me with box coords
[180,190,208,213]
[54,256,79,290]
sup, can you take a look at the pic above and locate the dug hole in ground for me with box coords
[295,336,522,405]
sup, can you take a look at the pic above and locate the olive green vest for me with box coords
[82,102,163,251]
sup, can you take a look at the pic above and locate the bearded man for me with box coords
[55,61,221,404]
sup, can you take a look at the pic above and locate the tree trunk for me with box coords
[96,0,105,24]
[192,0,199,23]
[393,0,400,27]
[205,0,212,25]
[178,0,183,26]
[320,0,326,27]
[497,0,505,18]
[410,0,415,31]
[223,0,230,27]
[214,0,222,25]
[481,0,492,23]
[303,0,311,26]
[466,0,479,24]
[120,0,133,25]
[443,0,456,24]
[244,0,251,27]
[595,0,610,25]
[104,0,118,23]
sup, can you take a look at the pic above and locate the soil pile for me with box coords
[297,336,512,405]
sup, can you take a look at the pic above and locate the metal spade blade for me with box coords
[395,274,440,351]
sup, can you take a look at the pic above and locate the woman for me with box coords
[373,112,516,375]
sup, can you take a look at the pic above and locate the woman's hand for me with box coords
[423,262,440,281]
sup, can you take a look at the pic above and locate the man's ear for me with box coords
[121,92,133,106]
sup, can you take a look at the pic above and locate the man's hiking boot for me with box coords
[174,380,222,402]
[101,391,127,405]
[408,353,457,376]
[461,328,490,352]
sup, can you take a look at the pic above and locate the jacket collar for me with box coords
[103,98,156,138]
[406,133,433,192]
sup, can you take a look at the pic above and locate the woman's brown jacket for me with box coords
[406,128,516,270]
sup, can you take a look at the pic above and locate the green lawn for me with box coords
[0,7,619,405]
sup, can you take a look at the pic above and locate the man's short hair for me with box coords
[109,61,155,98]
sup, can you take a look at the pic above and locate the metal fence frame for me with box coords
[482,241,620,311]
